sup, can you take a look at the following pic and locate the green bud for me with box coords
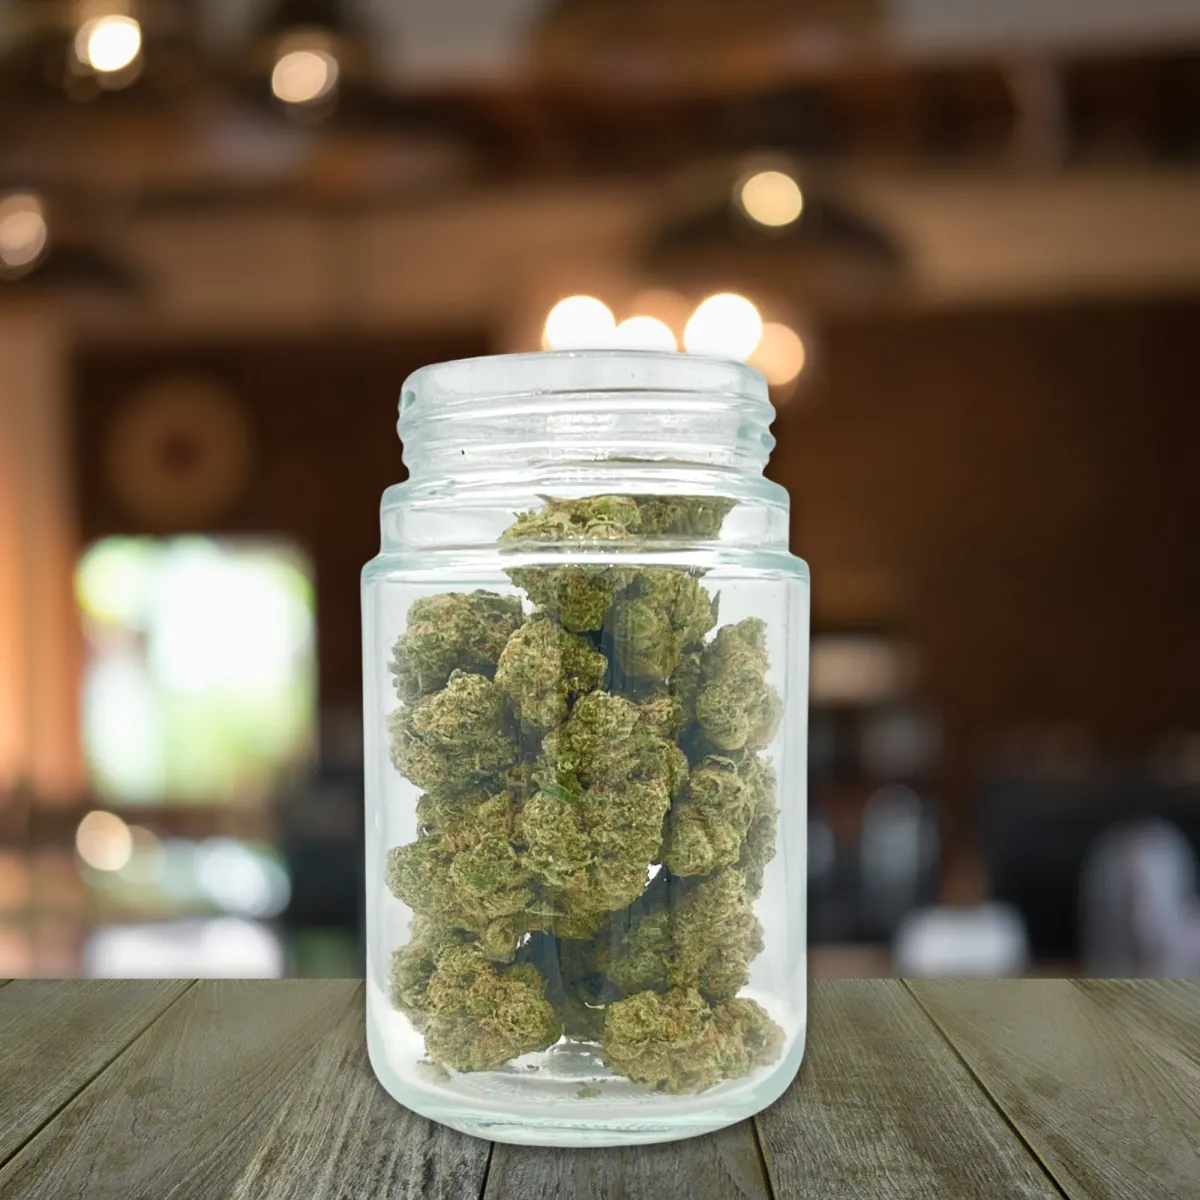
[390,591,524,702]
[606,568,716,679]
[389,670,517,794]
[735,753,779,897]
[495,617,607,730]
[661,756,754,878]
[635,496,736,539]
[387,791,540,961]
[501,496,643,632]
[422,943,562,1071]
[712,997,786,1077]
[604,868,763,1003]
[672,648,703,728]
[601,988,784,1093]
[388,917,462,1030]
[694,619,782,751]
[600,987,725,1093]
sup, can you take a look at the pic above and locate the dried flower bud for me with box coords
[388,917,459,1030]
[387,791,539,961]
[495,617,607,729]
[422,943,562,1071]
[389,670,517,794]
[694,619,782,751]
[661,755,755,878]
[601,987,724,1092]
[635,496,736,539]
[604,868,763,1003]
[390,591,524,703]
[501,496,643,631]
[672,648,702,727]
[606,568,716,679]
[601,987,785,1093]
[712,997,786,1078]
[735,753,779,897]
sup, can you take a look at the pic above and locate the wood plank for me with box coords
[909,979,1200,1200]
[0,979,192,1166]
[228,984,489,1200]
[0,980,361,1199]
[755,980,1059,1200]
[485,1121,770,1200]
[1073,979,1200,1065]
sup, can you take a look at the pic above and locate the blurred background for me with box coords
[2,0,1200,982]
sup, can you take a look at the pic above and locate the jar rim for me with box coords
[399,350,770,426]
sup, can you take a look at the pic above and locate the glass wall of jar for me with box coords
[362,352,809,1146]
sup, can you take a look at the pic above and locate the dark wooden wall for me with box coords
[770,296,1200,818]
[72,335,485,710]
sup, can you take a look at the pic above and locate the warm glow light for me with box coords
[683,293,763,361]
[76,15,142,74]
[76,810,133,872]
[613,316,677,353]
[739,170,804,229]
[749,322,807,385]
[272,48,339,104]
[0,193,48,272]
[630,288,691,330]
[543,295,616,350]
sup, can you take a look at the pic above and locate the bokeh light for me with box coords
[76,15,142,74]
[613,315,677,352]
[196,838,291,918]
[76,811,134,872]
[0,192,48,274]
[738,169,804,228]
[629,288,691,331]
[543,295,616,350]
[271,48,339,105]
[749,322,807,385]
[683,293,763,361]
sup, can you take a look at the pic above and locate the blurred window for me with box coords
[76,537,316,804]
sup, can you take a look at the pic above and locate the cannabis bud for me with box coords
[694,619,783,751]
[383,494,786,1088]
[390,591,523,702]
[389,670,517,794]
[418,942,562,1072]
[600,987,783,1094]
[494,616,607,729]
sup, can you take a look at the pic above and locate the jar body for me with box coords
[362,353,808,1146]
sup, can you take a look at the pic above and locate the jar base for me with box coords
[366,993,806,1148]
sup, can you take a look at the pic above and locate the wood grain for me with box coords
[0,980,360,1199]
[755,980,1059,1200]
[910,979,1200,1200]
[1074,979,1200,1065]
[0,978,191,1166]
[485,1120,770,1200]
[228,983,489,1200]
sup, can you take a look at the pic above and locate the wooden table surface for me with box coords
[0,978,1197,1199]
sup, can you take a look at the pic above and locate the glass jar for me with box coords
[362,351,808,1146]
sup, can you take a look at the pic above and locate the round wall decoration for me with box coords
[104,377,253,527]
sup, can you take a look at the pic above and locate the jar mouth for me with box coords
[400,350,770,421]
[398,351,775,479]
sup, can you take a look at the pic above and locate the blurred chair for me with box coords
[1080,820,1200,978]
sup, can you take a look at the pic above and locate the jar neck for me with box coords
[397,351,775,484]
